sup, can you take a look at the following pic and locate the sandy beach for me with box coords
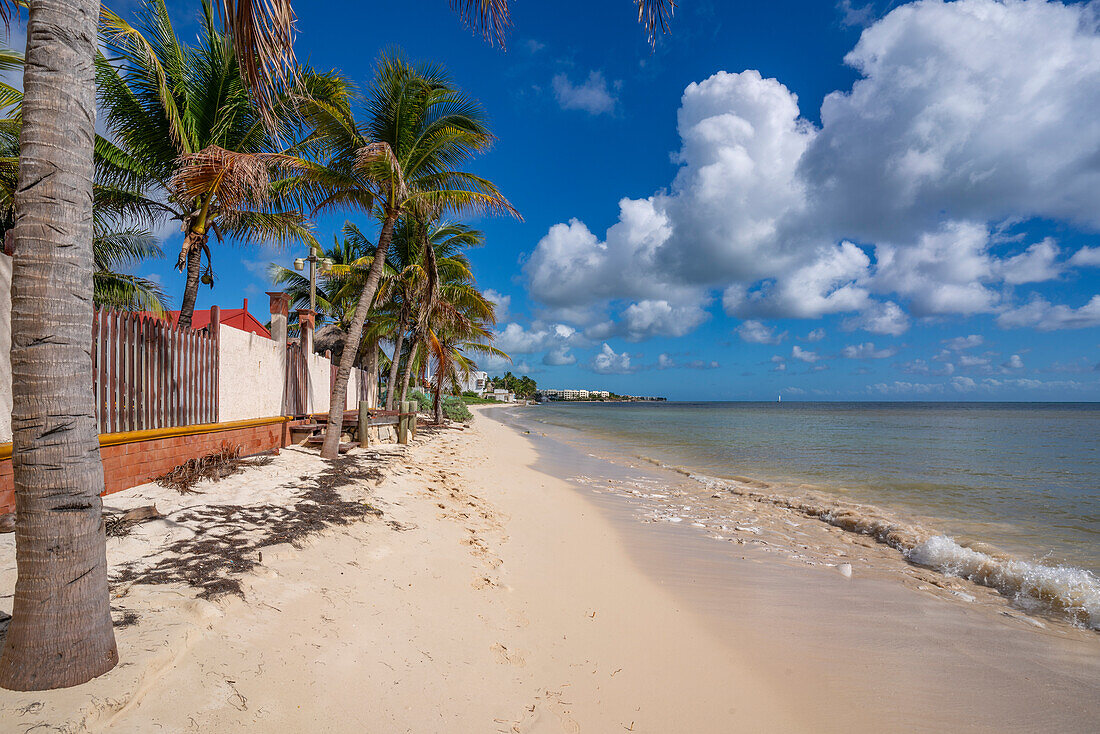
[1,405,1098,732]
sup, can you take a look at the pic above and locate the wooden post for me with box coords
[358,400,369,448]
[398,401,409,444]
[210,305,220,423]
[409,400,418,439]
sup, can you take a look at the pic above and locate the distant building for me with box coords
[460,370,489,395]
[540,388,611,400]
[490,388,514,402]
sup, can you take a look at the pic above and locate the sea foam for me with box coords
[672,466,1100,631]
[907,535,1100,630]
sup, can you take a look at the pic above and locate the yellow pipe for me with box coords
[0,415,294,461]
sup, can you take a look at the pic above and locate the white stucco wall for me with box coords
[303,351,330,415]
[218,326,285,422]
[0,253,11,443]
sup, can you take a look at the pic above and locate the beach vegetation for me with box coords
[442,396,473,422]
[95,0,328,329]
[491,372,538,398]
[0,0,305,693]
[309,51,516,456]
[0,0,677,691]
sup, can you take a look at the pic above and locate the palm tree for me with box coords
[426,324,506,422]
[271,221,379,332]
[420,286,504,422]
[0,0,310,693]
[96,0,320,329]
[0,0,676,691]
[302,52,516,458]
[0,48,167,312]
[381,217,482,409]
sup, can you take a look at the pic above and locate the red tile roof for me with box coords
[141,298,271,338]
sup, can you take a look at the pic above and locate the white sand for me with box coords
[0,407,1097,731]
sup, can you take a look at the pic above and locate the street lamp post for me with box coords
[293,247,334,315]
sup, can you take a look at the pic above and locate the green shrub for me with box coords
[443,397,473,423]
[407,390,432,409]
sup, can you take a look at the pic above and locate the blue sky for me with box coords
[117,0,1099,400]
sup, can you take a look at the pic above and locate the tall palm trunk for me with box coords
[383,312,407,411]
[320,209,398,458]
[0,0,119,691]
[398,340,417,404]
[433,384,443,424]
[364,337,379,409]
[177,245,202,329]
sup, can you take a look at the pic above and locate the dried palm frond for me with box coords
[170,145,272,211]
[155,443,273,494]
[356,141,408,202]
[637,0,677,45]
[449,0,512,48]
[221,0,298,128]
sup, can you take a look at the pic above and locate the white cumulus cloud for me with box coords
[736,320,787,344]
[791,345,820,363]
[591,343,635,374]
[997,295,1100,331]
[523,0,1100,340]
[841,342,899,359]
[553,71,617,114]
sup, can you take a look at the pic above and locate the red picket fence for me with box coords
[91,307,220,434]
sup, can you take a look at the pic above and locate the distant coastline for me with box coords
[538,397,667,403]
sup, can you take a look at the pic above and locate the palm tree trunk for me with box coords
[320,210,398,458]
[0,0,119,691]
[398,340,417,404]
[383,315,406,411]
[176,245,203,329]
[365,337,379,409]
[433,383,443,424]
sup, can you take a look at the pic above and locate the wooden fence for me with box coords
[91,307,220,434]
[283,342,372,417]
[285,340,308,416]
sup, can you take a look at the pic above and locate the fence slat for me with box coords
[91,308,99,433]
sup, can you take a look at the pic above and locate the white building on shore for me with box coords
[460,371,489,396]
[541,388,610,400]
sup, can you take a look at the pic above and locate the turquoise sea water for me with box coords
[527,401,1100,575]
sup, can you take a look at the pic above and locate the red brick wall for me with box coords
[0,420,290,514]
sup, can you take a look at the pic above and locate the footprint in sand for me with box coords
[490,642,526,667]
[472,576,498,590]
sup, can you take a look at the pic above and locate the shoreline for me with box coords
[516,401,1100,622]
[488,404,1100,728]
[0,406,1097,731]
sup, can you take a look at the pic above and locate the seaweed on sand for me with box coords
[155,443,274,495]
[112,457,386,600]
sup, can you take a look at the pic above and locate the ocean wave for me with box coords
[648,458,1100,631]
[908,536,1100,630]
